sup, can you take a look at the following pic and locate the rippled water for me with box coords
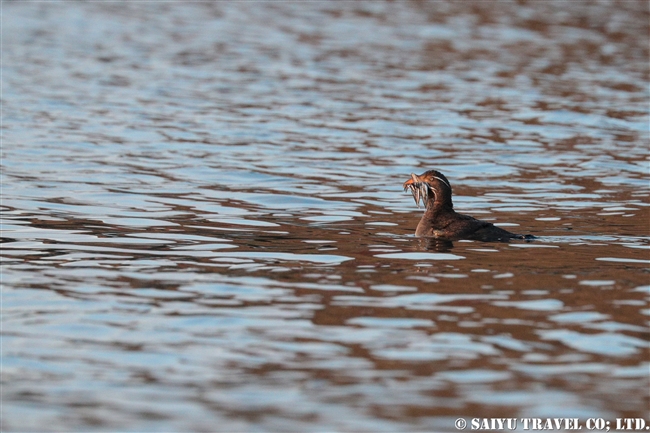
[2,2,649,431]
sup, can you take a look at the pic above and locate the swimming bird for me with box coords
[403,170,533,241]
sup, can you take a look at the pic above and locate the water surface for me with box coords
[2,2,649,431]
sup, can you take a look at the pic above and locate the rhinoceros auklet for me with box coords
[403,170,534,242]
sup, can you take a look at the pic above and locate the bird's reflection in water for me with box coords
[418,237,455,252]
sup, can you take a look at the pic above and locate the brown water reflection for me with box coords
[2,1,649,432]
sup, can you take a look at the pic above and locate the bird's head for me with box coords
[403,170,453,209]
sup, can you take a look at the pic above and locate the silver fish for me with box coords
[419,183,428,205]
[413,184,421,207]
[404,175,429,208]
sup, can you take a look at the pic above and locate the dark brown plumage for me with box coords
[403,170,533,242]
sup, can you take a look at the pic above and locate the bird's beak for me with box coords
[403,173,427,208]
[402,173,420,190]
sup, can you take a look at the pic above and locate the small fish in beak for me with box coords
[403,173,429,208]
